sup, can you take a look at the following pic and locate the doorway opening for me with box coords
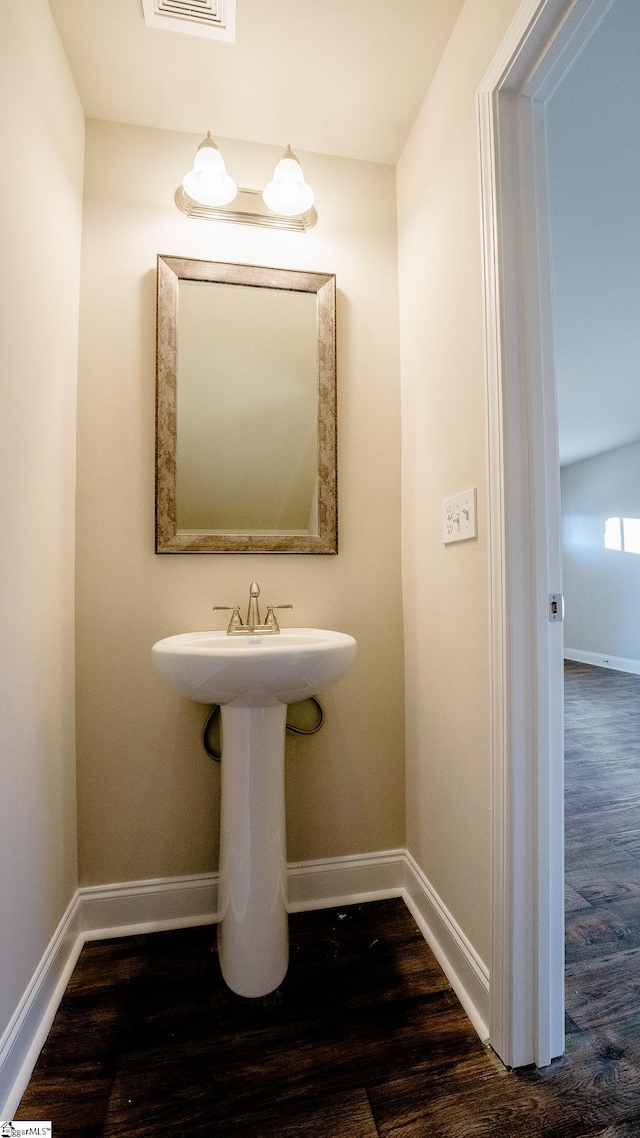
[546,0,640,1045]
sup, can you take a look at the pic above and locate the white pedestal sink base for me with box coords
[151,626,358,998]
[217,703,289,997]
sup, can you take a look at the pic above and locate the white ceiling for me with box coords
[547,0,640,467]
[48,0,465,165]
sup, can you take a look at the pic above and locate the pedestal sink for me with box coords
[151,628,357,997]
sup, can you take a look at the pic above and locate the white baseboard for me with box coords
[287,848,406,911]
[564,648,640,676]
[0,848,489,1116]
[78,850,408,941]
[0,894,84,1119]
[403,851,490,1042]
[79,872,220,942]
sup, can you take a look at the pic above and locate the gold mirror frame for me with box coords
[155,256,337,554]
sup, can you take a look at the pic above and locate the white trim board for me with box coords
[403,852,489,1042]
[564,649,640,676]
[477,0,615,1070]
[0,849,488,1116]
[0,895,84,1123]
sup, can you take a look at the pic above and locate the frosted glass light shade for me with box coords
[263,146,314,217]
[183,133,237,207]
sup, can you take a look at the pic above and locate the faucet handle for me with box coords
[213,605,244,634]
[264,604,293,633]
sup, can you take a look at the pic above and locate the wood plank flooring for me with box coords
[564,661,640,1041]
[16,661,640,1135]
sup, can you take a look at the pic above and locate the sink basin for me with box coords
[151,625,357,998]
[151,627,357,706]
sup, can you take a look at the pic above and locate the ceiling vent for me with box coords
[141,0,236,42]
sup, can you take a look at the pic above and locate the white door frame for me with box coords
[478,0,618,1068]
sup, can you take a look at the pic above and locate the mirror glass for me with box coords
[156,257,337,553]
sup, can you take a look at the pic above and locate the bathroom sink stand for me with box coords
[151,621,357,998]
[217,703,289,997]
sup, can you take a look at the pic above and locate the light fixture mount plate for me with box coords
[175,186,318,232]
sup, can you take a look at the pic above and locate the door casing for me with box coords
[478,0,618,1068]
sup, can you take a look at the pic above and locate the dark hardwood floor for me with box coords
[564,662,640,1043]
[16,661,640,1135]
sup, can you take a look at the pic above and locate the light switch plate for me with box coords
[442,488,477,544]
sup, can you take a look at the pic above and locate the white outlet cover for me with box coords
[442,488,477,544]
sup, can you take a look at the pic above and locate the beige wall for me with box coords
[397,0,522,966]
[76,120,404,885]
[0,0,84,1041]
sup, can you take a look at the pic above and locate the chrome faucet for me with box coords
[246,581,261,629]
[214,582,293,635]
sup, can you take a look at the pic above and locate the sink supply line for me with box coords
[202,697,325,760]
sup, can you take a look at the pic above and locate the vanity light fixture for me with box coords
[262,145,315,218]
[176,134,318,232]
[182,132,237,207]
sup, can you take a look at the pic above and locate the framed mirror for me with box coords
[155,256,337,553]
